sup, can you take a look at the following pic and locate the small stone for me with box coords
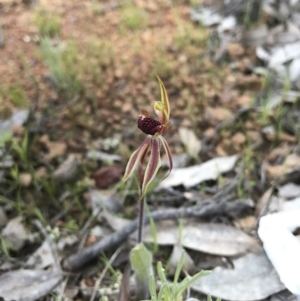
[19,173,32,187]
[141,30,152,42]
[178,54,187,63]
[146,1,158,12]
[35,167,48,178]
[227,43,245,57]
[114,69,123,78]
[232,132,246,145]
[234,216,256,230]
[23,35,31,43]
[121,102,132,113]
[181,118,191,127]
[238,95,252,106]
[203,128,215,138]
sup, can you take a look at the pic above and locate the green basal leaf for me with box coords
[0,130,12,147]
[130,243,153,280]
[173,251,185,287]
[175,270,211,298]
[207,295,222,301]
[130,243,153,300]
[149,275,158,301]
[158,282,172,301]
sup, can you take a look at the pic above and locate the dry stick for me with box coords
[63,199,251,271]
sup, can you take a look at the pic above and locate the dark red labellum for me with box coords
[138,116,162,135]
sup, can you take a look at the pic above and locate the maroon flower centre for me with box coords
[138,115,163,135]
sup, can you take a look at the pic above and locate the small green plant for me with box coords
[40,38,83,97]
[154,48,175,79]
[243,0,263,29]
[148,252,211,301]
[35,7,61,37]
[172,8,209,50]
[120,5,148,31]
[12,131,29,164]
[6,84,29,107]
[0,236,11,257]
[130,244,213,301]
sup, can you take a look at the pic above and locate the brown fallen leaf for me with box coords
[226,43,245,57]
[256,187,274,217]
[234,216,256,231]
[267,144,291,162]
[203,127,216,138]
[205,107,233,124]
[266,154,300,179]
[39,135,67,161]
[215,142,229,157]
[231,132,246,146]
[237,94,252,106]
[94,164,124,189]
[247,130,262,144]
[53,154,81,181]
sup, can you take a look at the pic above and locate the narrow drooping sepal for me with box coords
[155,75,170,124]
[140,138,161,201]
[138,136,152,187]
[123,136,152,184]
[158,135,173,180]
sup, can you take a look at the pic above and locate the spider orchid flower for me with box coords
[123,75,172,200]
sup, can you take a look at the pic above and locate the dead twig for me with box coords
[63,200,252,271]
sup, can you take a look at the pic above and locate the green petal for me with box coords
[140,138,161,200]
[156,74,170,123]
[123,136,152,183]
